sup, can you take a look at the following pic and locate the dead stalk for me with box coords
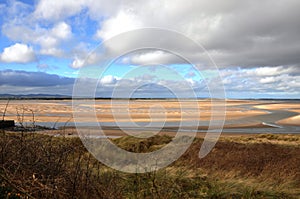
[2,99,10,121]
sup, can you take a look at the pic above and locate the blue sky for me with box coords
[0,0,300,98]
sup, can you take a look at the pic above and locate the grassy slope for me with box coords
[0,131,299,198]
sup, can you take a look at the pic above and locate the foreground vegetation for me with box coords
[0,131,299,198]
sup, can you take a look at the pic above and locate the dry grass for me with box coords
[221,133,300,146]
[0,131,299,198]
[178,135,300,197]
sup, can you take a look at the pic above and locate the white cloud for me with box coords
[34,0,121,21]
[36,22,72,56]
[2,21,72,57]
[252,67,284,76]
[40,48,64,57]
[71,57,85,69]
[39,22,72,56]
[0,0,299,98]
[220,66,300,95]
[95,10,143,40]
[34,0,85,21]
[127,51,178,65]
[89,0,300,68]
[186,78,196,86]
[0,43,36,63]
[245,66,297,77]
[70,53,103,69]
[259,77,276,84]
[51,22,72,39]
[100,75,118,85]
[2,0,300,69]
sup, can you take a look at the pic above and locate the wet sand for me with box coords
[0,99,268,123]
[278,115,300,126]
[1,99,299,135]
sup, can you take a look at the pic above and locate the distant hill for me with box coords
[0,94,299,100]
[0,94,71,99]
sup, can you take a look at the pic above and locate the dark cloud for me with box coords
[0,70,74,87]
[91,0,300,69]
[1,1,300,98]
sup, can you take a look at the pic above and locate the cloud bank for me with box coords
[0,70,74,87]
[0,0,299,98]
[1,0,300,68]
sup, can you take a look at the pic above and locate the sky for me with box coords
[0,0,300,98]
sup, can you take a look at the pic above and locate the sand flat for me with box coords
[277,115,300,126]
[1,100,299,131]
[254,103,300,110]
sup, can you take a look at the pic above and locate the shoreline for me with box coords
[11,127,298,139]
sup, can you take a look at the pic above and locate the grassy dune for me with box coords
[0,131,299,198]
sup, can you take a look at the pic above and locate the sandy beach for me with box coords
[1,99,299,136]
